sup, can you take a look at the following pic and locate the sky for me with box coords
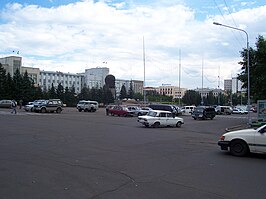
[0,0,266,89]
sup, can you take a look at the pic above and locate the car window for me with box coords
[159,113,166,117]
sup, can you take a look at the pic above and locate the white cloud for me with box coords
[0,1,266,89]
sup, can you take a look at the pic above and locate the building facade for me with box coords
[115,79,144,98]
[158,85,187,99]
[39,71,83,93]
[0,56,22,77]
[84,67,109,88]
[21,66,40,87]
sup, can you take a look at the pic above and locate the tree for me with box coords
[182,90,201,105]
[56,83,64,100]
[119,84,127,100]
[238,35,266,101]
[128,81,134,99]
[48,83,57,99]
[0,63,7,99]
[12,68,23,101]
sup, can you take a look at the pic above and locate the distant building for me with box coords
[0,56,22,77]
[84,67,109,88]
[115,79,144,98]
[225,78,244,94]
[21,66,40,87]
[224,79,232,92]
[158,85,187,99]
[39,71,83,93]
[195,88,224,98]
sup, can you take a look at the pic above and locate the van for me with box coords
[215,106,232,115]
[77,100,99,112]
[181,106,196,115]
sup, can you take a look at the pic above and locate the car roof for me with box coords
[150,110,172,114]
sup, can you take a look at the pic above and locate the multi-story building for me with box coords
[21,66,40,87]
[0,56,22,76]
[115,79,144,98]
[84,67,109,88]
[39,71,83,93]
[158,85,187,99]
[224,79,232,92]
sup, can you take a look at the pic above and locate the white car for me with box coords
[218,124,266,156]
[138,110,184,128]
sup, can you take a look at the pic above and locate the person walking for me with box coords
[11,100,17,114]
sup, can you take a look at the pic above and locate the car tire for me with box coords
[144,124,149,128]
[56,108,62,114]
[230,140,249,157]
[41,107,46,113]
[78,109,82,112]
[153,122,160,128]
[176,121,182,128]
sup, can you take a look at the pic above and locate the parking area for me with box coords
[0,107,264,199]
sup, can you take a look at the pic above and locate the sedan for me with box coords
[138,110,184,128]
[0,100,13,108]
[109,105,133,117]
[218,124,266,156]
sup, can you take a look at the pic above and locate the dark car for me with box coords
[191,106,216,120]
[148,104,177,116]
[34,99,63,113]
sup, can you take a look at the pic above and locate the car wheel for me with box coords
[41,108,46,113]
[144,124,149,127]
[30,107,33,112]
[56,108,62,113]
[153,122,160,128]
[230,140,249,157]
[193,117,196,120]
[111,113,114,116]
[176,121,182,128]
[210,117,214,120]
[78,109,82,112]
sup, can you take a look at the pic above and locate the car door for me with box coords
[158,112,167,126]
[254,125,266,153]
[166,113,175,126]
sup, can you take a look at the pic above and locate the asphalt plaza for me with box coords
[0,108,265,199]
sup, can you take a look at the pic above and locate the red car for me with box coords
[109,105,133,117]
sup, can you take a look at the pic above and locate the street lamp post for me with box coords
[213,22,251,126]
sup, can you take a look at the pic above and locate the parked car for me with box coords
[218,124,266,156]
[24,102,34,112]
[181,105,196,115]
[109,105,133,117]
[77,100,98,112]
[138,110,184,128]
[232,107,248,114]
[215,106,232,115]
[34,99,63,113]
[0,100,14,108]
[148,104,178,116]
[127,106,150,116]
[191,106,216,120]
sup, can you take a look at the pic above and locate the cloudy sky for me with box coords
[0,0,265,89]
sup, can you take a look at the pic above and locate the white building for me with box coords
[84,67,109,88]
[0,56,22,77]
[158,85,187,99]
[115,79,144,98]
[39,71,83,93]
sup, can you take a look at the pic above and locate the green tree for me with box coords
[48,83,57,99]
[238,35,266,101]
[119,84,127,100]
[0,63,7,99]
[56,83,64,100]
[182,90,201,105]
[12,68,23,101]
[128,81,134,99]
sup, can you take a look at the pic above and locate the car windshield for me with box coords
[146,111,157,117]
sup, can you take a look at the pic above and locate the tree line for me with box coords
[1,34,264,107]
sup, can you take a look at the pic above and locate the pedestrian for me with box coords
[19,99,23,109]
[11,100,17,114]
